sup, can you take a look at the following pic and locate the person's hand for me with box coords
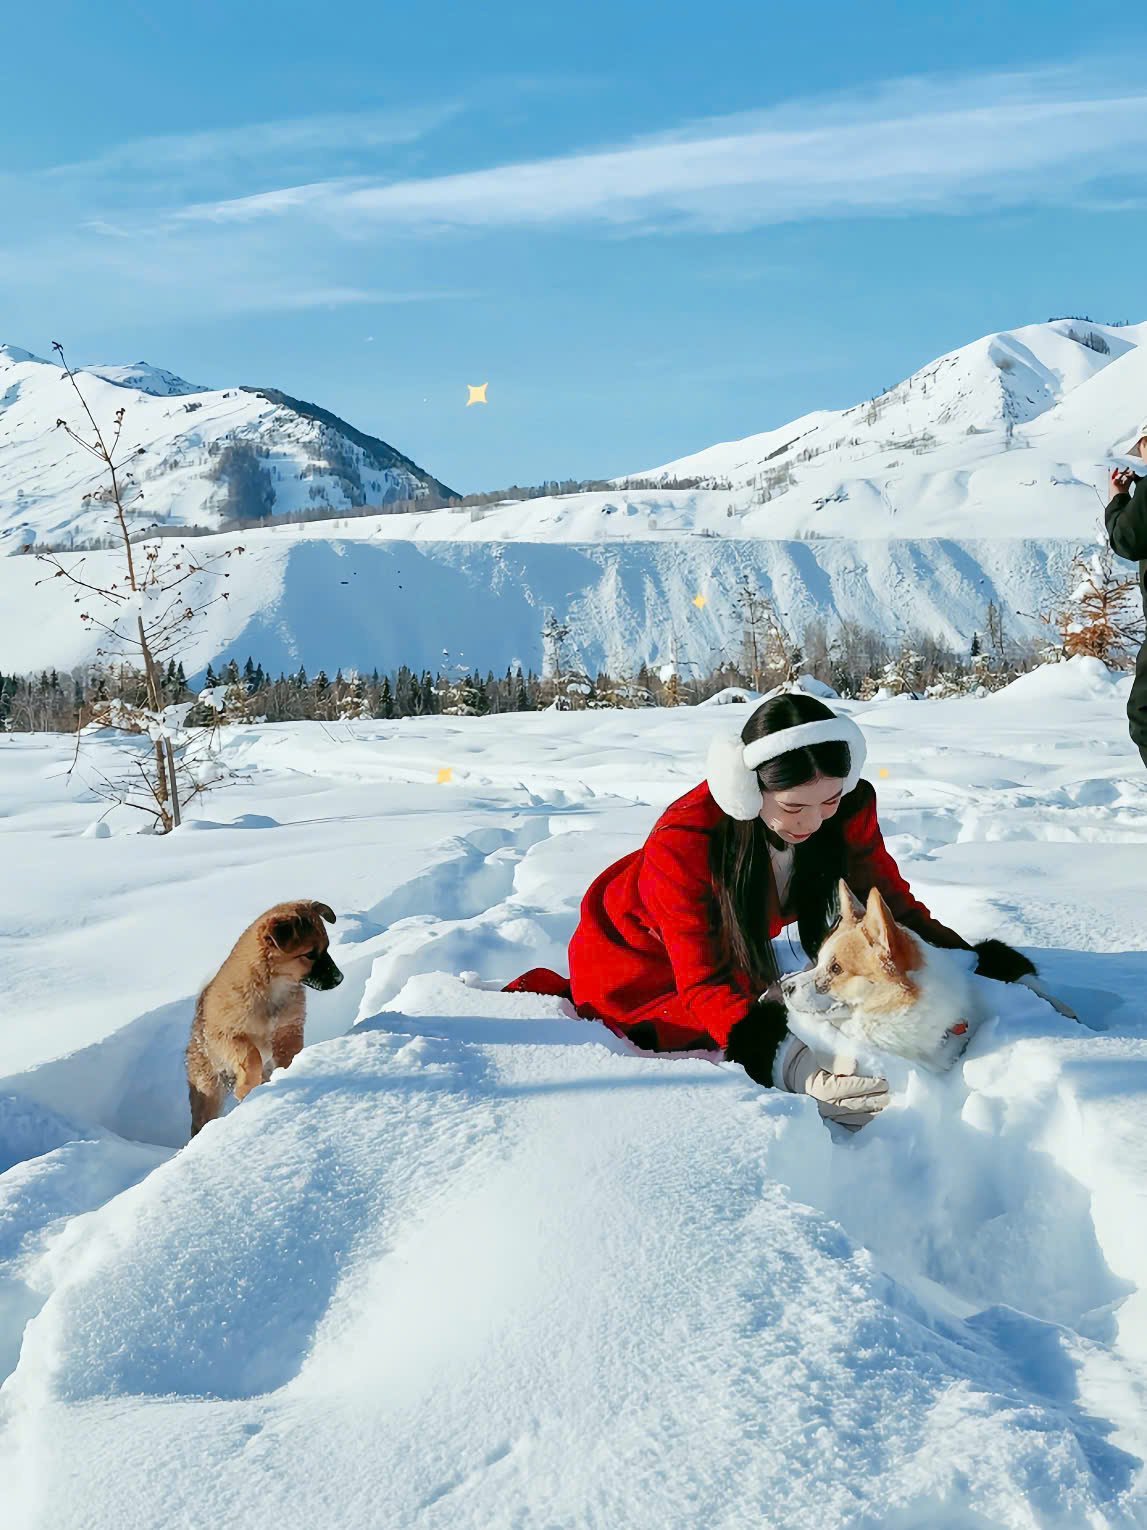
[773,1035,889,1130]
[1111,467,1136,496]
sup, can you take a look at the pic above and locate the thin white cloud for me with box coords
[249,286,478,313]
[38,105,463,180]
[6,63,1145,329]
[170,66,1147,235]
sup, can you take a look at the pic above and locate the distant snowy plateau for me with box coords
[1,319,1146,677]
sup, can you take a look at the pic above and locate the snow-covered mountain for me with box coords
[1,318,1144,678]
[628,317,1147,538]
[0,345,456,548]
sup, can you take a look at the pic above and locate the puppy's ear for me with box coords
[837,878,863,926]
[268,917,297,951]
[311,902,336,925]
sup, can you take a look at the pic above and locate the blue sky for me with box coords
[3,0,1147,494]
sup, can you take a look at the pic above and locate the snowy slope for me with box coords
[1,663,1147,1528]
[0,345,455,547]
[0,518,1083,679]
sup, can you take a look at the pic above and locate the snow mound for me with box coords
[699,686,762,706]
[986,656,1123,704]
[4,972,1146,1529]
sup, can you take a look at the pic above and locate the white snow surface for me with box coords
[3,318,1145,679]
[2,658,1147,1528]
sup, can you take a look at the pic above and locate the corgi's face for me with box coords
[782,880,921,1019]
[262,901,344,991]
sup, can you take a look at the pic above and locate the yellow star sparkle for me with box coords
[436,767,453,784]
[466,382,488,406]
[878,767,889,778]
[692,593,707,610]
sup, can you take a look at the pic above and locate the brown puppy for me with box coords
[186,900,343,1137]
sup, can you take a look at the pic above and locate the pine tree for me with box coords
[336,671,372,720]
[1048,547,1145,665]
[881,645,923,696]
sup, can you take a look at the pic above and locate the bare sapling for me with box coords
[36,343,244,831]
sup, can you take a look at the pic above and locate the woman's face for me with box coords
[759,772,845,844]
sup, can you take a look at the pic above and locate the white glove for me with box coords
[772,1034,890,1130]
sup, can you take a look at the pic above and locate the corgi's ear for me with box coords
[863,886,894,947]
[863,887,918,972]
[837,879,863,926]
[311,902,336,925]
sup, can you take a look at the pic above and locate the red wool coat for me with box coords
[535,779,967,1052]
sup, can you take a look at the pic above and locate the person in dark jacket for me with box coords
[1106,423,1147,767]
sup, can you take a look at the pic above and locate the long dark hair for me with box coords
[709,693,851,987]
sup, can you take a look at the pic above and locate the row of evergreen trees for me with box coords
[1,634,1034,734]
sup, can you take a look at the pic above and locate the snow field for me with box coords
[1,659,1147,1526]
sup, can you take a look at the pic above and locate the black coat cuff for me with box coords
[724,998,789,1087]
[973,938,1036,982]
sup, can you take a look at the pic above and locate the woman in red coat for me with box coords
[508,692,1031,1125]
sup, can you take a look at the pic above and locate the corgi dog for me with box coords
[780,880,984,1077]
[186,900,343,1137]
